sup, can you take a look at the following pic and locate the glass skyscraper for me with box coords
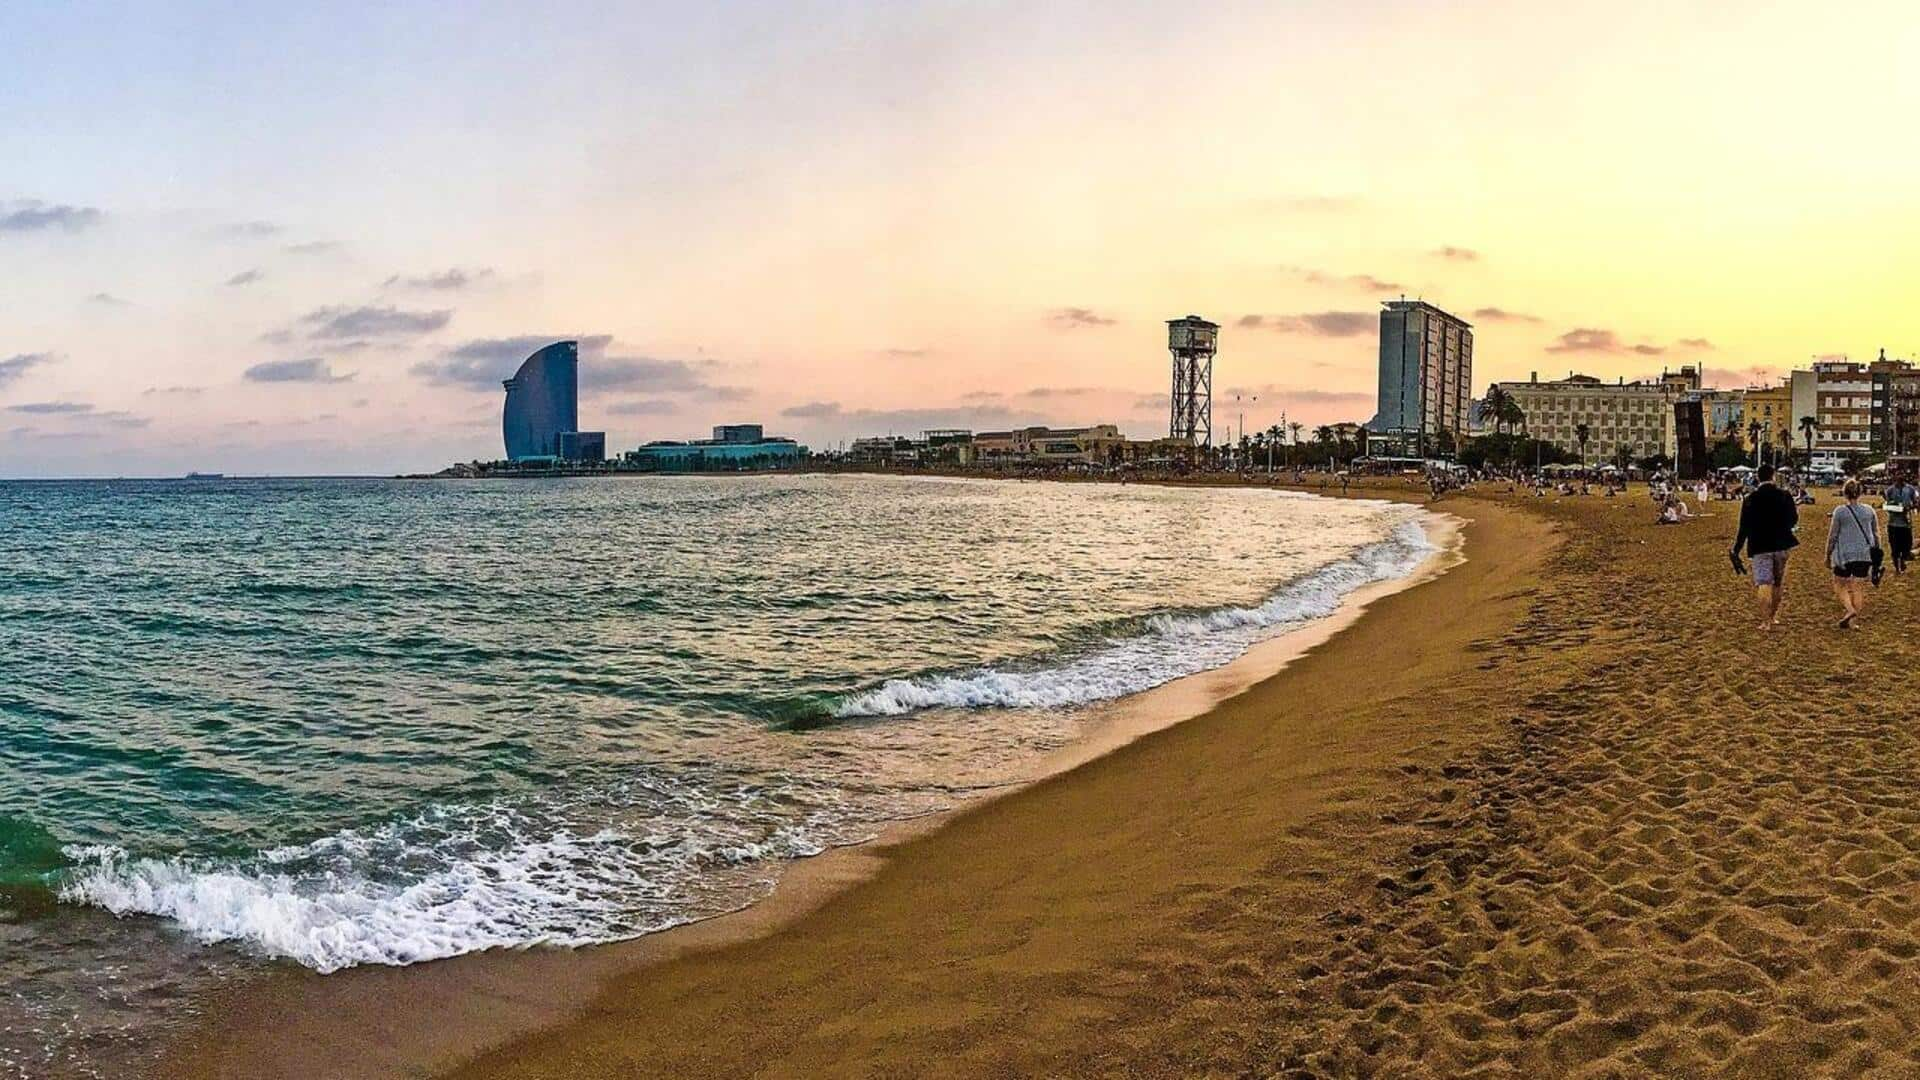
[502,341,579,460]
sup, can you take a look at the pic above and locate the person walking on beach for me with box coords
[1883,470,1916,574]
[1826,479,1881,629]
[1730,464,1798,630]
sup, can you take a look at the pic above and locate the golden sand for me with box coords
[171,483,1920,1077]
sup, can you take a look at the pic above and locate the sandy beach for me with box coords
[160,480,1920,1077]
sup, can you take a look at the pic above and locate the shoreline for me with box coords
[155,487,1465,1079]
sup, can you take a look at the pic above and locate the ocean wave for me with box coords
[832,516,1434,718]
[56,781,849,973]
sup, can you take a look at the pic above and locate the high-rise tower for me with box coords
[1167,315,1218,446]
[1366,300,1473,457]
[502,340,580,460]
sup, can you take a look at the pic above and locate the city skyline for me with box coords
[5,1,1920,477]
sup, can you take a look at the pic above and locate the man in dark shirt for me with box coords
[1730,463,1799,629]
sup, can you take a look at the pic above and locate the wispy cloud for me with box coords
[225,268,265,287]
[1548,328,1668,356]
[1047,307,1117,328]
[0,200,103,234]
[244,357,353,383]
[1471,307,1542,324]
[86,292,130,307]
[299,305,451,340]
[1677,337,1715,350]
[883,347,930,359]
[0,352,55,388]
[584,357,714,394]
[1236,311,1374,337]
[782,401,843,419]
[222,220,282,237]
[284,240,341,256]
[1282,266,1403,292]
[143,385,205,397]
[4,401,148,427]
[606,399,679,416]
[382,268,495,291]
[1430,246,1480,262]
[779,401,1056,433]
[410,334,721,400]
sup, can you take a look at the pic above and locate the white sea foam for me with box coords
[834,515,1434,718]
[58,786,843,973]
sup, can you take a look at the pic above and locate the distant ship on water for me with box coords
[184,472,224,480]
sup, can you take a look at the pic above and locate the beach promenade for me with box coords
[174,483,1920,1078]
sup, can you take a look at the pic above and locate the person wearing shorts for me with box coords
[1827,479,1880,629]
[1731,463,1798,630]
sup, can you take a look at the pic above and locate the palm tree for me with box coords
[1776,424,1793,465]
[1799,415,1818,460]
[1503,400,1528,435]
[1266,424,1283,471]
[1575,422,1592,463]
[1314,425,1336,448]
[1747,419,1764,466]
[1482,386,1512,435]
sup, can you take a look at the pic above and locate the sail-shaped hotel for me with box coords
[502,341,603,461]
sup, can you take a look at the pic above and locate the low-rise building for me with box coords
[556,431,606,462]
[625,426,807,471]
[973,424,1125,466]
[1743,382,1795,456]
[1496,367,1701,464]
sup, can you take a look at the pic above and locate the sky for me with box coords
[4,0,1920,477]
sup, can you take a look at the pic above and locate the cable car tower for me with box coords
[1167,315,1218,446]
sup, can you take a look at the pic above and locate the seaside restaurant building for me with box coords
[624,423,807,472]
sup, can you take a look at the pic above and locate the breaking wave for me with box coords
[57,776,858,973]
[834,517,1434,718]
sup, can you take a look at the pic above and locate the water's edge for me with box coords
[153,502,1466,1080]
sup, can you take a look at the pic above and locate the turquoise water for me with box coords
[0,474,1429,1076]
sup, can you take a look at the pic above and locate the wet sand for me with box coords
[158,492,1463,1078]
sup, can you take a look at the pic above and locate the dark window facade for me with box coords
[502,341,580,460]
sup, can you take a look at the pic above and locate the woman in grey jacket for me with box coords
[1827,479,1880,628]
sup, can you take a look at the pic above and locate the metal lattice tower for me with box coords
[1167,315,1218,446]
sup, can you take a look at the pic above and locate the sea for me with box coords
[0,473,1433,1077]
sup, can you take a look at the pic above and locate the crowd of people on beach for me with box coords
[1729,463,1918,630]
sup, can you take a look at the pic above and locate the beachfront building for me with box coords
[556,431,606,463]
[1703,389,1747,445]
[1496,367,1701,464]
[624,425,807,471]
[1890,369,1920,458]
[502,341,580,460]
[1864,351,1919,456]
[848,435,918,464]
[973,424,1126,466]
[1366,300,1474,459]
[1744,381,1795,456]
[1813,359,1873,462]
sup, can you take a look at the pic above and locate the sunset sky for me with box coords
[5,0,1920,477]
